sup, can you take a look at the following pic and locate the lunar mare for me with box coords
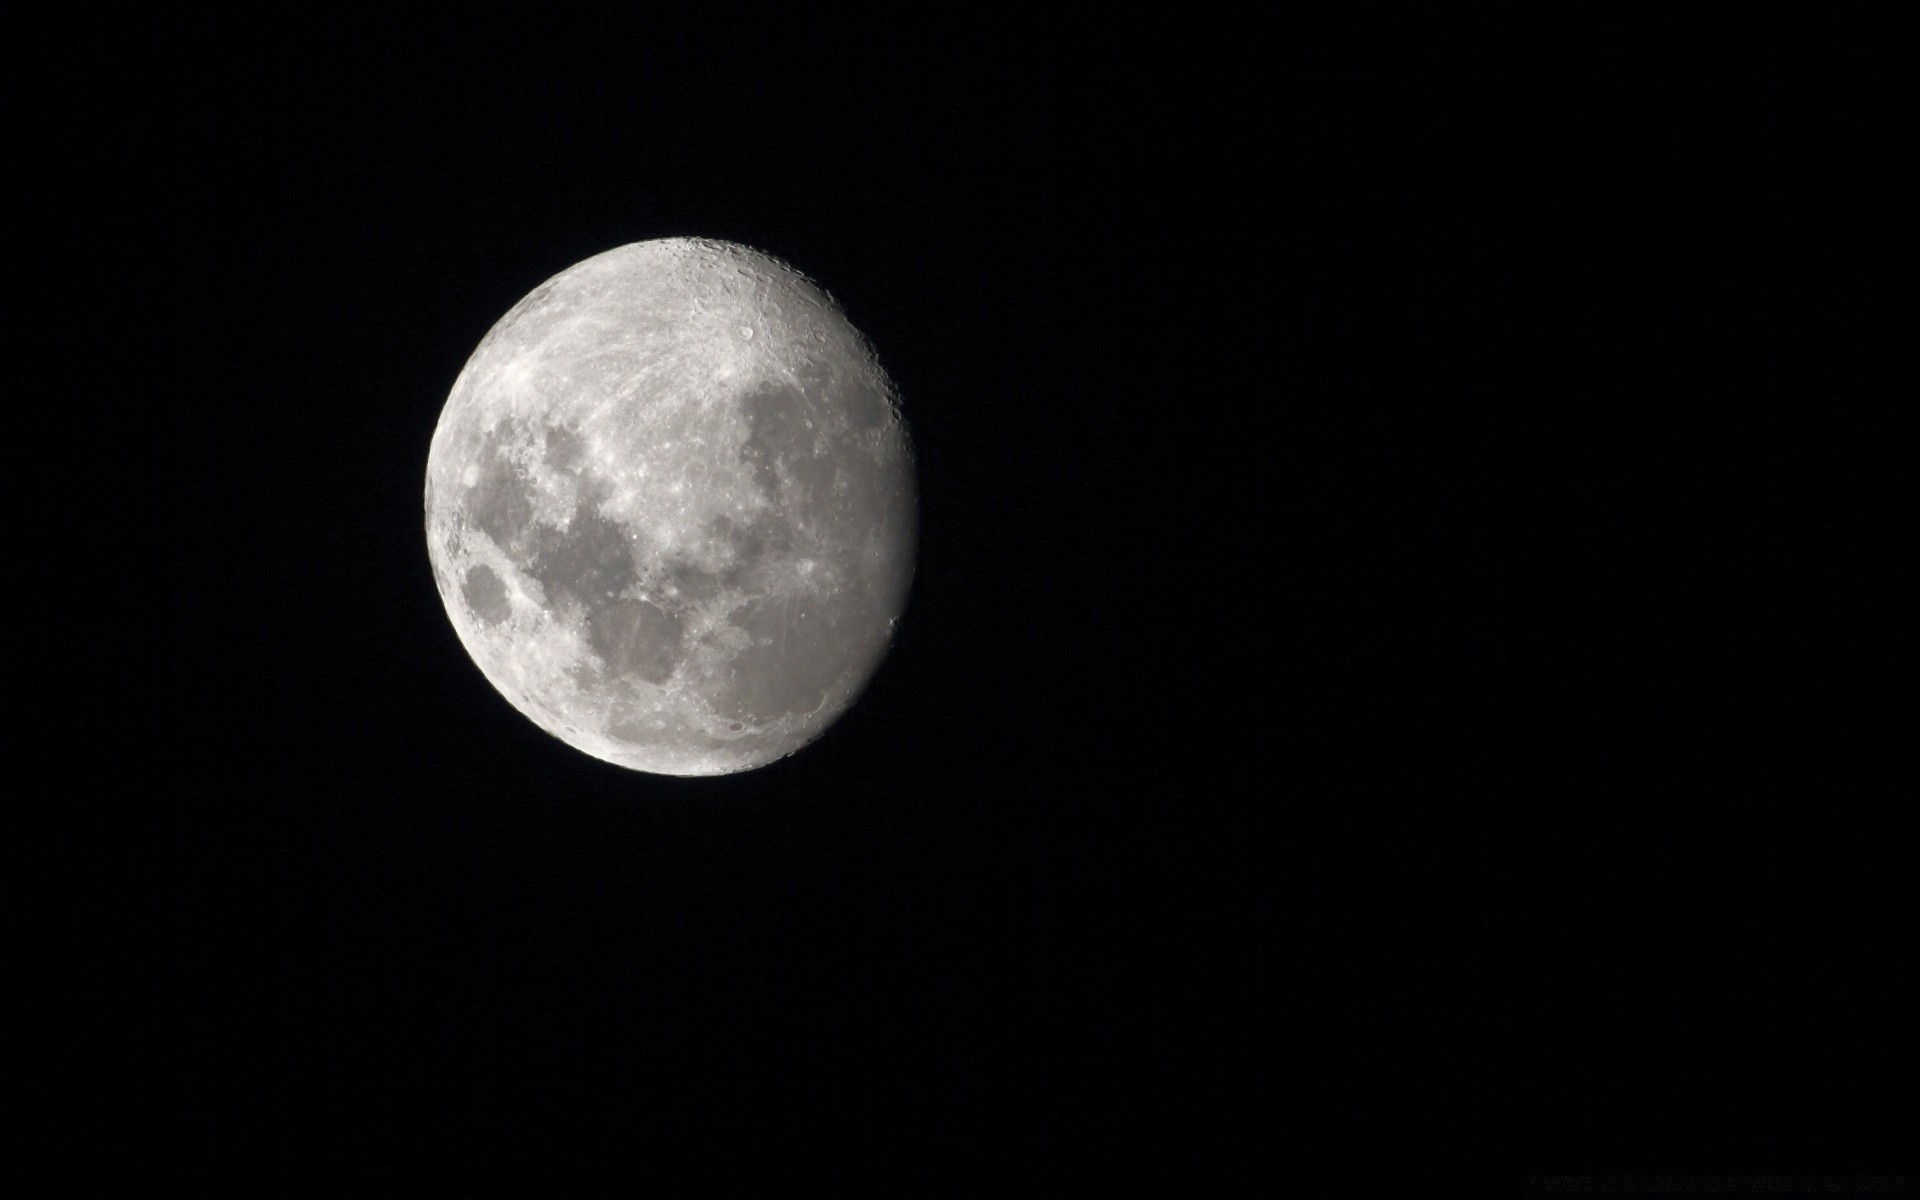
[425,238,916,776]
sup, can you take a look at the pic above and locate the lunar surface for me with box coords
[424,238,916,776]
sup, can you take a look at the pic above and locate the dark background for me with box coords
[27,10,1903,1193]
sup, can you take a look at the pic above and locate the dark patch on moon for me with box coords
[465,434,538,563]
[830,468,914,613]
[707,513,777,564]
[665,556,727,603]
[653,517,768,605]
[461,564,512,625]
[543,424,588,472]
[714,594,841,721]
[738,383,800,500]
[526,503,637,606]
[586,598,685,684]
[695,512,796,595]
[840,379,889,430]
[795,359,888,431]
[740,383,834,507]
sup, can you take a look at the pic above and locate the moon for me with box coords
[424,238,917,776]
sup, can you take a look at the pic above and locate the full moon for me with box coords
[424,238,917,776]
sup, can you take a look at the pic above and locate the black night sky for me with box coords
[28,10,1904,1193]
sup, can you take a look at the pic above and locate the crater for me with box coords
[586,598,685,684]
[460,564,511,626]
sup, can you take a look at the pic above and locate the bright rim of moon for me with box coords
[424,238,917,776]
